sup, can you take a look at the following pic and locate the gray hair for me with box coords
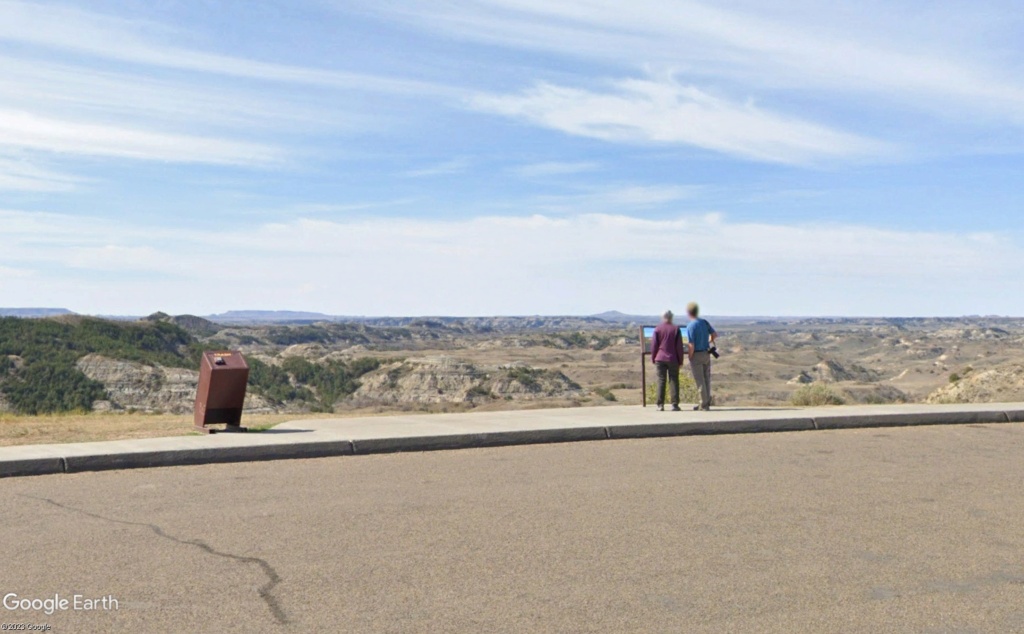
[662,310,674,321]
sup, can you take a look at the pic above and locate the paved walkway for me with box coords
[2,403,1023,477]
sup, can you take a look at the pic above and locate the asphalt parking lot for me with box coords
[3,422,1024,633]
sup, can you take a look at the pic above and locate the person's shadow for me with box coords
[249,428,314,434]
[705,407,800,412]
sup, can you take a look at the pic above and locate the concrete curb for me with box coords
[0,457,66,478]
[351,427,609,454]
[1004,409,1024,423]
[607,417,816,439]
[3,406,1023,478]
[62,440,356,474]
[814,410,1009,430]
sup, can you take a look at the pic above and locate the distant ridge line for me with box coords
[0,308,1017,324]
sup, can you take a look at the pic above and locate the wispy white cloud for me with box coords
[0,265,34,279]
[403,158,472,178]
[64,245,169,272]
[0,1,455,173]
[512,161,599,178]
[0,109,279,165]
[0,0,447,96]
[530,185,699,213]
[359,0,1024,122]
[271,200,419,215]
[473,78,889,164]
[1,208,1019,315]
[0,156,82,192]
[595,186,697,208]
[0,56,361,132]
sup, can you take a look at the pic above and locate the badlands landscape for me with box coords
[3,311,1023,420]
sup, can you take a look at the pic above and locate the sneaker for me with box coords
[656,405,665,411]
[671,405,682,412]
[693,405,701,411]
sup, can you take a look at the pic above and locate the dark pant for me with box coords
[656,361,680,406]
[690,351,712,409]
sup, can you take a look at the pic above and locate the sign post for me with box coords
[640,325,655,407]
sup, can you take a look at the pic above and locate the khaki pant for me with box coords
[690,351,712,409]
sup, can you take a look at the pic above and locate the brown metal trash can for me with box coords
[194,351,249,433]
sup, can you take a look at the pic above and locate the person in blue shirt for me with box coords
[686,302,717,411]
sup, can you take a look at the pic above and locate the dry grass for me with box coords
[0,412,342,447]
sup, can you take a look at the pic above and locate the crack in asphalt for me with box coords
[21,495,288,625]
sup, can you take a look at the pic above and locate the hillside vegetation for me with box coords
[248,357,381,412]
[0,317,384,414]
[0,317,198,414]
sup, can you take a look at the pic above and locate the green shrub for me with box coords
[645,372,699,405]
[349,357,382,376]
[263,326,332,346]
[949,366,973,384]
[593,387,617,402]
[247,358,314,405]
[503,366,581,393]
[506,366,542,387]
[2,362,107,415]
[386,364,411,387]
[249,356,381,411]
[790,383,846,406]
[260,324,381,347]
[544,331,614,350]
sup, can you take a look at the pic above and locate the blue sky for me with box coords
[1,0,1022,316]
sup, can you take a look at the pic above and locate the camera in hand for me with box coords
[709,346,720,359]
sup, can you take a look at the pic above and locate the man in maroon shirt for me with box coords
[650,310,688,411]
